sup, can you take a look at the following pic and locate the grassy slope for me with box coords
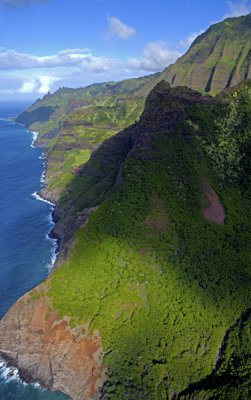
[17,75,156,201]
[45,94,146,200]
[31,82,251,399]
[17,74,156,143]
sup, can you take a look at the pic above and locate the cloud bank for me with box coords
[0,48,119,72]
[0,42,182,98]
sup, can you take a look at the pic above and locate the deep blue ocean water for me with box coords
[0,103,69,399]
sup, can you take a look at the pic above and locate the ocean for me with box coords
[0,103,68,399]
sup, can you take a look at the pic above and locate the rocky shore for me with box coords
[0,122,105,399]
[0,284,106,400]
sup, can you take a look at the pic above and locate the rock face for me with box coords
[0,286,107,400]
[149,14,251,94]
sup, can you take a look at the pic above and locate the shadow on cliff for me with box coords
[58,124,134,213]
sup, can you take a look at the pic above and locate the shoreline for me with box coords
[0,121,65,397]
[28,129,62,270]
[0,357,43,393]
[0,120,96,399]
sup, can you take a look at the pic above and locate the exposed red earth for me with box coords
[202,183,226,224]
[0,285,107,400]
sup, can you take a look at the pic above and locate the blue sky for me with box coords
[1,0,251,100]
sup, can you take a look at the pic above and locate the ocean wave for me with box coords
[40,168,46,184]
[30,131,39,148]
[39,153,46,160]
[46,242,58,270]
[0,359,20,383]
[0,358,43,390]
[45,211,58,270]
[39,160,47,184]
[31,192,58,270]
[31,191,55,206]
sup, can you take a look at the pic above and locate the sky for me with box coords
[1,0,251,100]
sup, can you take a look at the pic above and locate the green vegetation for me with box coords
[43,82,251,399]
[47,148,91,192]
[202,97,243,183]
[16,76,154,200]
[44,94,145,200]
[179,310,251,399]
[202,84,251,195]
[202,85,251,187]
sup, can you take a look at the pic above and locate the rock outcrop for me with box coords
[0,285,107,400]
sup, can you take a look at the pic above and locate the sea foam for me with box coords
[0,358,43,390]
[31,191,55,206]
[30,131,39,148]
[40,164,46,184]
[0,359,20,383]
[39,152,46,160]
[30,132,58,270]
[31,191,58,269]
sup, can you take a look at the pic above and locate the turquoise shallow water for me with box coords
[0,103,69,399]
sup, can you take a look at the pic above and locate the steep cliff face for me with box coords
[148,14,251,94]
[1,82,250,399]
[0,285,106,400]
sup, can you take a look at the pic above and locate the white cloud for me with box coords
[38,75,61,94]
[0,48,119,71]
[19,80,37,93]
[18,75,61,94]
[128,41,181,72]
[224,0,251,18]
[179,30,205,48]
[106,16,136,39]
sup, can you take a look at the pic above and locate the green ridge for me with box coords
[43,82,251,399]
[17,75,156,201]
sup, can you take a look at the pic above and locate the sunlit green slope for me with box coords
[39,81,251,399]
[16,75,157,201]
